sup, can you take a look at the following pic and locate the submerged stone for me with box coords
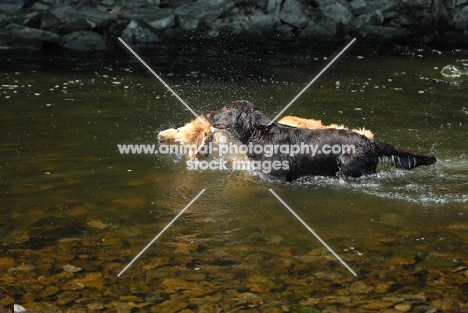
[361,300,393,310]
[151,300,188,313]
[62,264,82,273]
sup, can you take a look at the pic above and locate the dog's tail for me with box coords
[375,142,436,170]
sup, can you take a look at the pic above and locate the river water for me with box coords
[1,40,468,312]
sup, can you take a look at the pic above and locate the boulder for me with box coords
[353,9,384,28]
[177,15,200,31]
[30,3,50,11]
[300,19,343,41]
[10,10,41,28]
[217,20,248,35]
[49,5,116,34]
[175,2,223,24]
[0,0,28,14]
[50,5,92,34]
[400,0,432,7]
[160,0,187,8]
[60,31,108,51]
[247,14,280,33]
[76,0,160,9]
[0,22,61,49]
[121,20,161,43]
[357,25,407,40]
[78,10,117,29]
[39,10,61,31]
[279,0,310,29]
[453,6,468,30]
[276,24,295,40]
[350,0,367,15]
[320,3,353,25]
[267,0,282,16]
[6,24,60,43]
[314,0,341,6]
[144,8,175,30]
[0,13,10,28]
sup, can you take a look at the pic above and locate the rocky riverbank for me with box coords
[0,0,467,51]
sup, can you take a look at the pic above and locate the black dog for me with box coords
[207,100,436,182]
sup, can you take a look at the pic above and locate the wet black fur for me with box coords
[208,100,436,182]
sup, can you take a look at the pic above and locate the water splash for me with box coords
[440,64,466,78]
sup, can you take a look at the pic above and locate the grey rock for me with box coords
[121,20,161,43]
[276,24,294,39]
[320,3,353,25]
[247,14,280,33]
[39,11,60,32]
[50,5,92,34]
[119,7,165,20]
[79,10,117,28]
[0,0,28,14]
[279,0,310,29]
[314,0,341,6]
[160,0,187,8]
[379,0,399,12]
[175,2,223,23]
[10,10,41,27]
[108,0,160,8]
[60,30,108,51]
[177,15,199,31]
[350,0,367,15]
[400,0,432,7]
[267,0,282,16]
[144,8,175,30]
[454,6,468,30]
[205,28,220,38]
[300,19,342,40]
[49,5,116,34]
[217,20,248,35]
[6,23,60,43]
[30,3,50,11]
[353,9,384,28]
[101,0,116,6]
[0,29,40,49]
[0,13,9,28]
[358,25,407,40]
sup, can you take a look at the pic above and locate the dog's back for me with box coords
[279,115,374,139]
[208,101,436,181]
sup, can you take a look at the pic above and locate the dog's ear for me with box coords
[185,133,203,161]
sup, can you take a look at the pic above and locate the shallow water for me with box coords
[1,41,468,311]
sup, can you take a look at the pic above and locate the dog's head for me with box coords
[157,128,178,144]
[207,100,271,141]
[157,116,211,160]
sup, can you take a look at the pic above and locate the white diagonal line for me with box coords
[117,188,206,277]
[269,38,356,125]
[118,37,207,125]
[269,189,357,276]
